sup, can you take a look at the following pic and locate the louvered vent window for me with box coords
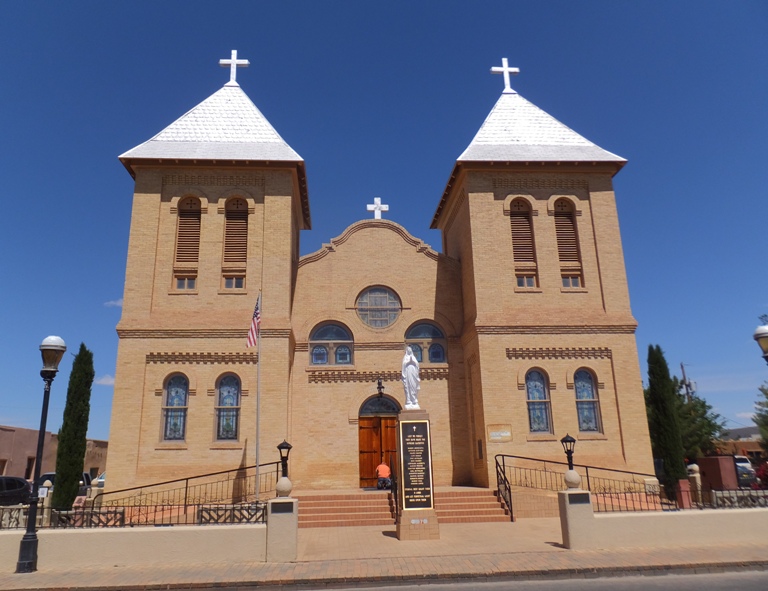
[222,198,248,290]
[175,198,201,264]
[509,199,538,288]
[224,198,248,264]
[554,199,583,287]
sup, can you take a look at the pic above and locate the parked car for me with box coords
[95,471,106,488]
[0,476,32,505]
[735,456,757,487]
[35,472,93,489]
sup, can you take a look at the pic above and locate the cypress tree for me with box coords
[645,344,687,495]
[51,343,95,509]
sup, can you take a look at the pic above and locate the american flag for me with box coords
[246,292,261,348]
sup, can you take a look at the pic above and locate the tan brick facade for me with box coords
[107,89,654,496]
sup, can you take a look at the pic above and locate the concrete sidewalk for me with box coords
[1,519,766,590]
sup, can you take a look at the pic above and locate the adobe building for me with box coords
[106,53,654,494]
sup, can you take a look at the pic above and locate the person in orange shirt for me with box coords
[376,461,391,489]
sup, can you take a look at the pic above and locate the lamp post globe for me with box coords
[753,324,768,366]
[17,336,66,574]
[276,440,293,498]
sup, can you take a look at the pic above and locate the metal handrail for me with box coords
[92,461,281,507]
[495,455,514,521]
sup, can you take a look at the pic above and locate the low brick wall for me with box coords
[0,524,266,573]
[559,489,768,550]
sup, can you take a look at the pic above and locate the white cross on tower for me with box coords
[490,58,520,94]
[219,50,250,86]
[367,197,389,220]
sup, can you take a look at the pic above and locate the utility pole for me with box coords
[680,363,695,403]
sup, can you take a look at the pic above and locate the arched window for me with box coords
[526,370,552,433]
[356,287,401,328]
[405,323,447,364]
[216,375,241,440]
[554,198,583,288]
[311,346,328,365]
[222,198,248,289]
[428,343,445,363]
[509,198,538,288]
[174,197,201,290]
[163,375,189,441]
[574,369,601,432]
[310,324,353,365]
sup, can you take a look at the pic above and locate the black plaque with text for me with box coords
[399,420,433,510]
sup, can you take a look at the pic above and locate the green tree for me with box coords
[677,390,725,460]
[644,344,687,495]
[51,343,94,509]
[755,382,768,453]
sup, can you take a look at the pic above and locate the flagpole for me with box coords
[255,292,261,500]
[247,291,262,501]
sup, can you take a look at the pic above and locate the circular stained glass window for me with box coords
[356,286,401,328]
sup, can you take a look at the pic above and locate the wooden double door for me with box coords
[358,415,398,488]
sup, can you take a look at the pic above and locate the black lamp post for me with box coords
[560,433,576,471]
[753,322,768,366]
[277,440,292,479]
[17,336,66,574]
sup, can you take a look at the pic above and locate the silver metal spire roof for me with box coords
[458,90,625,163]
[119,84,303,162]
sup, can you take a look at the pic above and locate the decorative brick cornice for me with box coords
[476,325,636,335]
[146,352,258,365]
[119,328,291,339]
[307,368,448,384]
[506,347,612,360]
[163,174,265,188]
[492,177,589,190]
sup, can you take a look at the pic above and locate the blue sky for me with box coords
[1,2,767,442]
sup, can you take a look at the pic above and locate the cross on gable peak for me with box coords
[367,197,389,220]
[491,58,520,94]
[219,50,250,86]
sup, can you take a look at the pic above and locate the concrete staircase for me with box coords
[296,487,509,528]
[434,488,509,524]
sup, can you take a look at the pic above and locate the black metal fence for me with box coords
[495,454,768,513]
[0,461,279,530]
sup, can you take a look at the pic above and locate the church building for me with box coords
[107,53,654,494]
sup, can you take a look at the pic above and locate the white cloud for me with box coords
[95,375,115,386]
[104,299,123,308]
[736,412,756,420]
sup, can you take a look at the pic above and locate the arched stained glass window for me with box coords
[410,344,423,363]
[311,325,352,341]
[428,344,445,363]
[312,346,328,365]
[359,396,400,416]
[405,322,447,365]
[163,375,189,441]
[575,370,601,432]
[526,370,552,433]
[216,375,241,440]
[336,345,352,364]
[310,323,353,365]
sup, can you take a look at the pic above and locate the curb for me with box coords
[5,559,768,591]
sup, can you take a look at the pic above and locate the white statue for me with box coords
[402,345,421,409]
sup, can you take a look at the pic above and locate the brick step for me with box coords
[438,514,510,524]
[297,504,393,515]
[299,517,394,528]
[295,493,389,502]
[299,512,392,522]
[434,490,500,499]
[436,508,509,518]
[298,498,393,507]
[434,500,503,510]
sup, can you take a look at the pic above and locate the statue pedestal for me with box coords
[395,409,439,540]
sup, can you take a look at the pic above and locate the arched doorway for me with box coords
[358,395,400,488]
